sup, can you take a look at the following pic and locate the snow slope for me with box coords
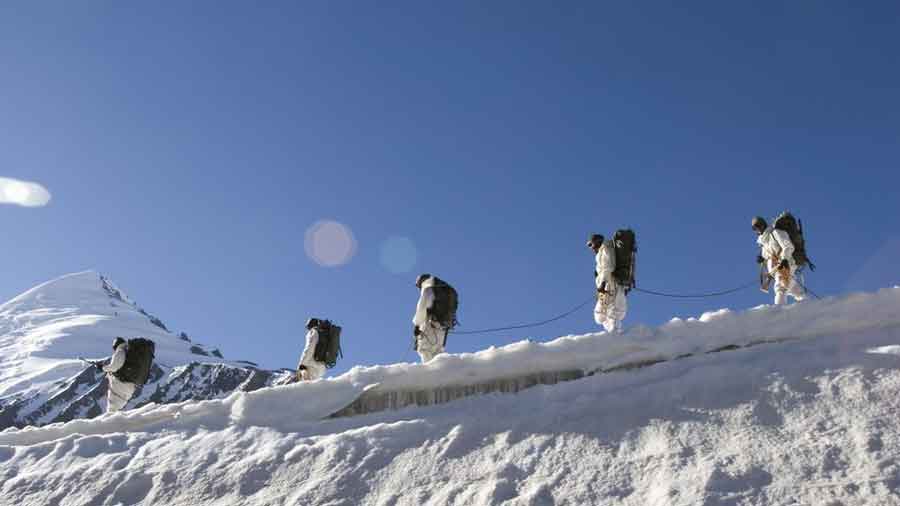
[1,288,899,505]
[0,272,290,429]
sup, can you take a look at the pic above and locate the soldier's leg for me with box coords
[788,268,806,302]
[774,289,787,305]
[307,363,326,381]
[601,317,616,333]
[612,289,628,331]
[417,325,441,362]
[593,298,605,326]
[417,347,437,363]
[773,269,790,305]
[106,378,135,413]
[437,327,447,355]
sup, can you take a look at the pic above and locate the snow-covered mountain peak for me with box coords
[0,272,288,430]
[1,271,195,391]
[0,271,166,344]
[2,270,122,312]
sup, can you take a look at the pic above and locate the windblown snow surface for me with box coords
[2,288,900,505]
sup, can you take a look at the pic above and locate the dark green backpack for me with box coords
[428,277,459,330]
[114,338,155,385]
[773,211,815,270]
[612,229,637,292]
[313,321,343,369]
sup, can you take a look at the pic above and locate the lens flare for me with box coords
[304,220,357,267]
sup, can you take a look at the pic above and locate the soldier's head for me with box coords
[112,337,126,350]
[587,234,603,252]
[415,273,432,289]
[305,318,320,330]
[751,216,767,236]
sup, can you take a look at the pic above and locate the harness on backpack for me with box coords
[612,229,637,293]
[113,338,155,385]
[312,320,343,369]
[773,211,815,271]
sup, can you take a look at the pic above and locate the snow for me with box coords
[0,271,224,398]
[869,345,900,356]
[1,286,900,504]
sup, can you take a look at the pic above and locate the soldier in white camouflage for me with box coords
[412,274,450,363]
[101,337,136,413]
[753,216,806,305]
[589,234,627,333]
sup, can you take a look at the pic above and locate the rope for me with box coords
[452,278,765,335]
[449,272,817,336]
[796,279,822,300]
[632,280,758,299]
[451,296,595,335]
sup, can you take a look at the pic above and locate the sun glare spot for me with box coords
[304,220,357,267]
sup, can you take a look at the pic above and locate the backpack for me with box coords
[113,338,155,385]
[612,229,637,292]
[313,321,343,369]
[773,211,815,270]
[428,277,459,331]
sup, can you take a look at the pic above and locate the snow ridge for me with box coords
[1,287,899,505]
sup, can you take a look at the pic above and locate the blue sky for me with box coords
[2,2,898,373]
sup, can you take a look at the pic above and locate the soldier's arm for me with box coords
[102,346,127,373]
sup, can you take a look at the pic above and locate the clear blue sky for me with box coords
[2,2,898,374]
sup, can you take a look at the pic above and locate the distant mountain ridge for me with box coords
[0,271,291,430]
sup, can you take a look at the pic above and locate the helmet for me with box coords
[112,337,126,349]
[587,234,603,249]
[415,273,432,289]
[751,216,767,232]
[305,318,320,330]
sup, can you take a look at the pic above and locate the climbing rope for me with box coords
[451,280,754,335]
[450,273,819,337]
[796,279,823,300]
[632,280,759,299]
[451,297,595,335]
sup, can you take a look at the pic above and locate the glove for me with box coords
[413,325,421,337]
[756,255,765,265]
[778,259,790,270]
[298,364,307,371]
[599,281,608,294]
[92,360,104,371]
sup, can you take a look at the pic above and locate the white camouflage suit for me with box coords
[413,277,447,363]
[103,343,136,413]
[297,328,326,381]
[594,239,628,333]
[758,226,806,305]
